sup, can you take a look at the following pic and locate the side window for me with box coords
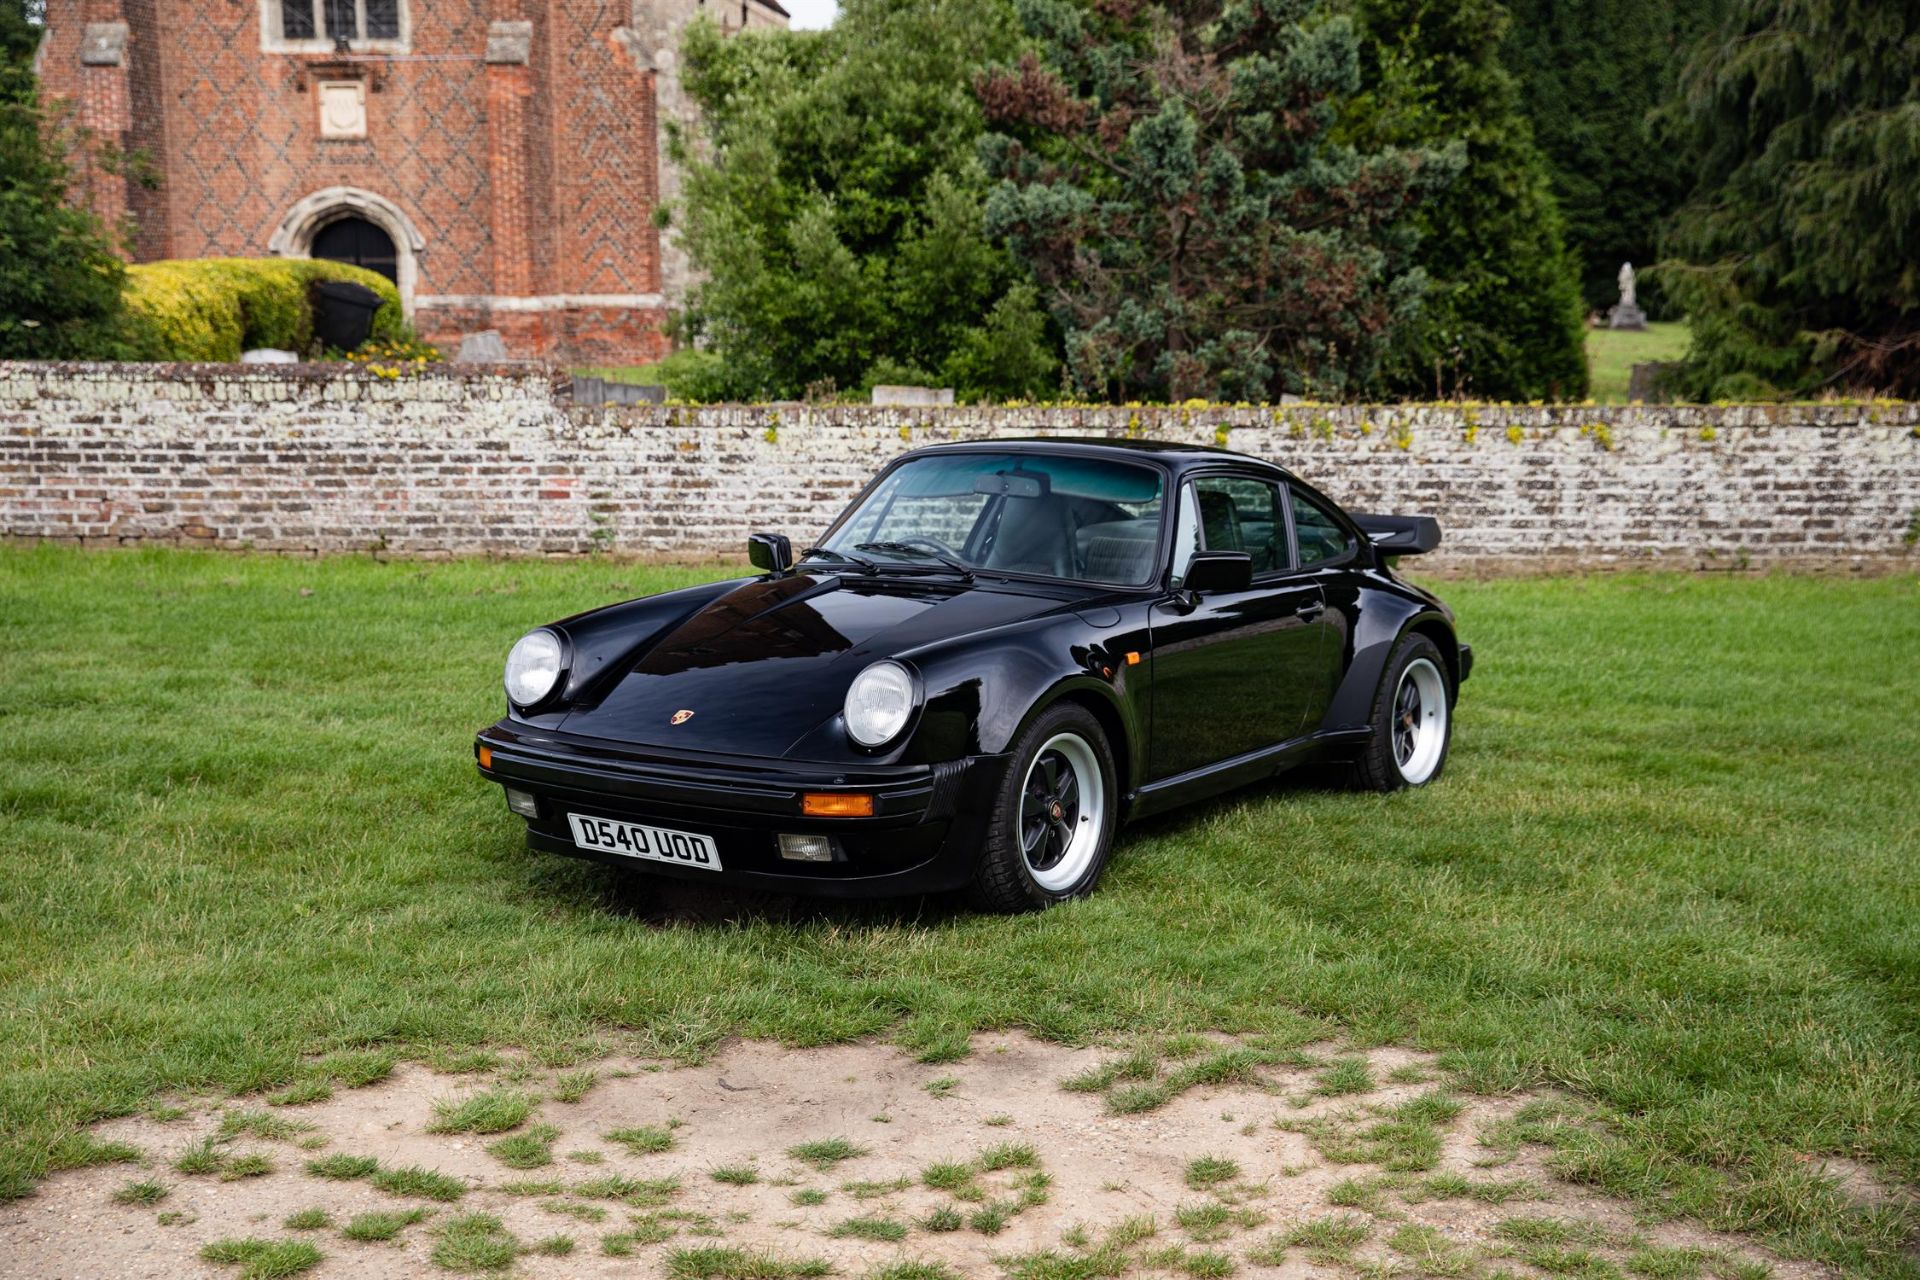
[1191,475,1287,573]
[1289,488,1355,566]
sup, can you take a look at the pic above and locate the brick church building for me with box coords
[35,0,787,363]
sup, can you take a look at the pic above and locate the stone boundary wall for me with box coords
[3,363,1918,573]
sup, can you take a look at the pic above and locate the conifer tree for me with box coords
[1501,0,1729,315]
[978,0,1451,402]
[1660,0,1920,397]
[0,0,131,359]
[1339,0,1589,400]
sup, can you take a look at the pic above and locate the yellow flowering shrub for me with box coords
[123,258,413,361]
[343,336,444,375]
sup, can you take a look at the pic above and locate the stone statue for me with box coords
[1608,260,1648,331]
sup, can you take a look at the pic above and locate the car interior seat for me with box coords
[1197,488,1245,554]
[1082,530,1154,582]
[983,494,1075,577]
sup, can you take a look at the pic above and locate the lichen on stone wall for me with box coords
[0,364,1915,570]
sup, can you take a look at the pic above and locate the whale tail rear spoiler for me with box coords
[1353,513,1442,556]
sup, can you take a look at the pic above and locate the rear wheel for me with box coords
[1352,633,1453,792]
[967,703,1117,912]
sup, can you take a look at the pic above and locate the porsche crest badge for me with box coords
[670,709,695,725]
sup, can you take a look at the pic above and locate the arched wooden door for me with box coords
[310,216,398,284]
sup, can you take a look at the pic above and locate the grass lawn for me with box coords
[1,548,1915,1275]
[1587,321,1692,403]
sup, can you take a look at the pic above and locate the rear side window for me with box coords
[1290,488,1355,566]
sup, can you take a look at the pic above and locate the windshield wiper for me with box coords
[799,546,878,574]
[855,541,976,582]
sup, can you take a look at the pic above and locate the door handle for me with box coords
[1296,601,1325,620]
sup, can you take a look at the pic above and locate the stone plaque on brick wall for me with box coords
[317,80,366,140]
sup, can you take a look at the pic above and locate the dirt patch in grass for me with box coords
[0,1035,1841,1280]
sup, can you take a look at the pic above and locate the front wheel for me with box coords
[1352,633,1454,792]
[967,703,1118,913]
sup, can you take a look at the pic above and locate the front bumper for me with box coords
[474,721,1009,897]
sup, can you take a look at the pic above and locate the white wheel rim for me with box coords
[1019,732,1105,892]
[1392,658,1448,785]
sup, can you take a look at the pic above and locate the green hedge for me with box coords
[123,258,413,362]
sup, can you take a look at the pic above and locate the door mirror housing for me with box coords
[748,532,793,576]
[1183,550,1253,594]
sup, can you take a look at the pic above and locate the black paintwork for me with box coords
[1353,513,1442,555]
[476,438,1469,895]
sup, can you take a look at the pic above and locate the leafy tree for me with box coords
[672,0,1056,401]
[1,0,41,68]
[1659,0,1920,398]
[978,0,1451,403]
[1501,0,1729,315]
[1339,0,1588,400]
[0,0,130,359]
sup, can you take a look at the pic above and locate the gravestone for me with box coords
[1607,262,1648,331]
[571,375,666,406]
[454,330,510,363]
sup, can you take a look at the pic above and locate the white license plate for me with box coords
[566,814,723,871]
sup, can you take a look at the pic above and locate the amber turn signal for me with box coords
[478,745,493,769]
[802,792,874,818]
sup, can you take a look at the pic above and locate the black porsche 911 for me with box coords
[475,439,1471,912]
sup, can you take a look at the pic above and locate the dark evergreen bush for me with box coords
[1659,0,1920,398]
[1340,0,1589,401]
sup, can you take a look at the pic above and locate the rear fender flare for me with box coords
[1325,603,1458,730]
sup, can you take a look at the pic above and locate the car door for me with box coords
[1146,472,1330,782]
[1283,482,1364,733]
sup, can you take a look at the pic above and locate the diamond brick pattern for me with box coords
[547,0,658,295]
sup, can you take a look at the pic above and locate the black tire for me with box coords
[1352,632,1454,793]
[966,702,1119,913]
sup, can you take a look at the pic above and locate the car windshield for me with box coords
[811,452,1167,586]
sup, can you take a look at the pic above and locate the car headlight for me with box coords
[504,628,566,707]
[844,660,916,747]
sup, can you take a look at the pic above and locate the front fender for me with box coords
[774,601,1153,783]
[900,613,1152,793]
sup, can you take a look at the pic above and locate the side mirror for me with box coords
[1183,551,1253,595]
[747,532,793,577]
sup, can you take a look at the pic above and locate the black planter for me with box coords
[310,280,386,353]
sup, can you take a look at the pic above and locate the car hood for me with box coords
[555,571,1066,757]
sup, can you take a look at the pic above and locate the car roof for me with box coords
[899,436,1301,482]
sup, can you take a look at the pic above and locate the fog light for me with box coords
[778,833,835,863]
[802,792,874,817]
[504,787,540,818]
